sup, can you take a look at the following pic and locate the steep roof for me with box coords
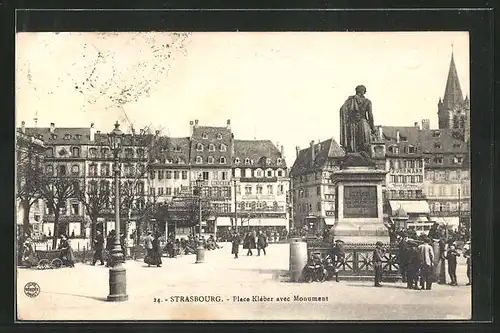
[233,140,285,168]
[419,128,469,169]
[381,126,423,156]
[150,136,191,164]
[442,52,464,110]
[290,138,345,177]
[189,125,233,166]
[24,127,92,145]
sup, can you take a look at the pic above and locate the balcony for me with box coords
[239,177,278,183]
[43,215,84,223]
[385,193,426,200]
[430,210,470,217]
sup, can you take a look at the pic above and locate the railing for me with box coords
[430,210,471,217]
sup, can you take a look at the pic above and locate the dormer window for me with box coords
[64,134,71,140]
[208,144,215,152]
[432,131,441,137]
[208,156,214,164]
[202,133,208,139]
[195,156,202,164]
[177,158,185,164]
[389,145,399,154]
[234,158,240,164]
[408,145,416,154]
[434,143,442,149]
[51,134,57,140]
[267,158,272,164]
[166,158,173,164]
[453,156,464,164]
[434,156,443,164]
[217,133,223,140]
[75,134,82,140]
[277,158,282,164]
[245,158,250,164]
[453,143,461,148]
[89,148,97,157]
[174,146,182,152]
[220,144,227,152]
[220,156,227,164]
[196,143,204,151]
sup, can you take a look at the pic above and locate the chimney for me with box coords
[414,122,420,129]
[140,128,144,135]
[317,140,322,152]
[96,130,100,134]
[49,122,55,133]
[90,123,96,141]
[378,126,383,139]
[310,140,315,165]
[189,120,194,137]
[21,121,26,133]
[226,119,231,130]
[396,130,400,143]
[194,119,199,127]
[280,145,285,158]
[421,119,430,131]
[295,146,300,158]
[155,130,160,136]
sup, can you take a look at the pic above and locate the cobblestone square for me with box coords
[16,243,471,321]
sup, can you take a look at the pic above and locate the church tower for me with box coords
[437,49,469,141]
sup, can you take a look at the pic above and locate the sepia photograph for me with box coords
[15,31,472,321]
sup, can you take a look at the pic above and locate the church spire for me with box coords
[442,47,464,109]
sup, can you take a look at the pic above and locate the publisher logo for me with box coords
[24,282,40,298]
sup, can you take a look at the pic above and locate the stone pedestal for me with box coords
[331,153,389,244]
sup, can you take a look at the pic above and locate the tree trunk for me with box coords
[52,210,60,249]
[21,199,32,239]
[90,216,97,250]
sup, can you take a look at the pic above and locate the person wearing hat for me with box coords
[332,240,345,282]
[406,240,421,289]
[398,234,411,283]
[143,231,154,266]
[58,234,75,267]
[446,244,460,286]
[463,241,471,286]
[373,241,384,287]
[417,237,435,290]
[92,230,105,266]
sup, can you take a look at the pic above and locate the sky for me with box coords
[16,32,469,167]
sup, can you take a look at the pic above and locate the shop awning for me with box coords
[324,218,336,226]
[216,217,233,227]
[411,216,429,222]
[389,200,430,214]
[442,217,459,227]
[245,218,288,227]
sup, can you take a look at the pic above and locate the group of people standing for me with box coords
[231,230,268,259]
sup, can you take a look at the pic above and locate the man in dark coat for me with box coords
[398,235,410,283]
[257,230,268,256]
[231,232,240,259]
[373,241,384,287]
[446,244,459,286]
[406,241,420,289]
[92,230,105,265]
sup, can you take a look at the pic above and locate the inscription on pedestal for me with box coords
[343,186,377,218]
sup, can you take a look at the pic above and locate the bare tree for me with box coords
[76,179,111,249]
[16,133,44,238]
[39,175,78,249]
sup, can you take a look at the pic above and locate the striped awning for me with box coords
[389,200,430,214]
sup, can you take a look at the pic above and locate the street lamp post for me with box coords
[107,121,128,302]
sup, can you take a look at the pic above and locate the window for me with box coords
[125,148,134,159]
[266,170,273,177]
[209,144,215,151]
[221,171,228,180]
[317,202,321,211]
[101,148,109,158]
[158,188,164,196]
[45,147,54,157]
[174,188,180,195]
[202,171,209,180]
[177,158,185,164]
[100,164,110,176]
[174,146,182,152]
[245,169,252,178]
[165,158,173,164]
[208,156,214,164]
[277,158,282,164]
[156,170,163,180]
[220,144,227,152]
[64,134,71,140]
[174,171,179,179]
[278,185,284,195]
[220,156,227,164]
[267,185,273,194]
[235,158,240,164]
[150,187,156,196]
[196,143,204,151]
[163,171,170,179]
[317,186,321,196]
[255,169,263,177]
[196,156,202,164]
[149,171,155,180]
[88,164,97,176]
[245,158,250,164]
[202,133,208,139]
[71,203,79,215]
[453,143,461,148]
[245,185,252,195]
[137,149,145,158]
[434,157,443,164]
[217,133,223,140]
[89,148,97,158]
[71,165,79,175]
[166,187,172,195]
[434,143,442,149]
[72,147,80,157]
[454,156,464,164]
[182,171,187,180]
[256,185,263,195]
[408,146,416,154]
[432,131,441,137]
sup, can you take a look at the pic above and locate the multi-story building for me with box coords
[290,139,345,232]
[16,122,45,238]
[24,122,90,240]
[231,139,289,232]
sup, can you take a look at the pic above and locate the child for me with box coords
[446,244,460,286]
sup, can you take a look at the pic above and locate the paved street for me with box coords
[17,243,471,321]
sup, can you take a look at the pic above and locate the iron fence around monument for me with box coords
[307,240,401,282]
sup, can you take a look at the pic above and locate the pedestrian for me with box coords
[92,230,105,265]
[398,234,410,283]
[463,241,471,286]
[373,241,384,287]
[257,230,268,256]
[149,231,162,267]
[243,232,255,256]
[418,237,435,290]
[333,240,345,282]
[406,241,420,289]
[143,231,154,266]
[231,232,240,259]
[58,234,75,268]
[105,230,115,267]
[446,244,459,286]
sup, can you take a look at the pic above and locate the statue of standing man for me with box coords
[340,85,377,155]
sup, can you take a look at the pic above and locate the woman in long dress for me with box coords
[150,232,162,267]
[58,235,75,267]
[21,238,37,267]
